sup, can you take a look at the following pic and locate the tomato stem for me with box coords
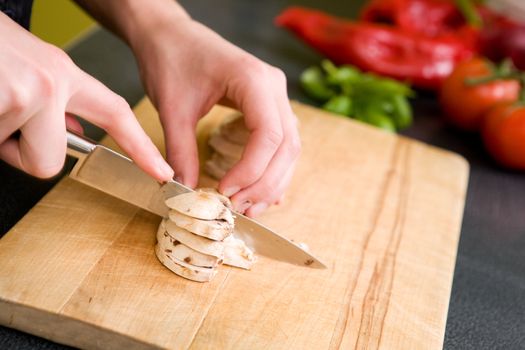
[466,59,524,86]
[519,76,525,103]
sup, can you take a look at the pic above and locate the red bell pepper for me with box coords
[276,7,476,89]
[361,0,525,69]
[360,0,464,37]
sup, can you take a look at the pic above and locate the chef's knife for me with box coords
[66,131,326,269]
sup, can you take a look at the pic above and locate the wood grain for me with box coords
[0,99,468,349]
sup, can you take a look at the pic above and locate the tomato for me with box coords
[440,57,520,131]
[482,103,525,170]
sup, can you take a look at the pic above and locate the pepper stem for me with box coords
[455,0,483,28]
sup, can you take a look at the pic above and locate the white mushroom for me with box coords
[157,227,222,268]
[219,115,250,145]
[208,133,244,159]
[211,152,238,170]
[204,159,227,180]
[155,244,218,282]
[165,189,233,223]
[164,219,225,258]
[157,184,257,282]
[222,235,257,270]
[205,114,249,180]
[198,188,233,211]
[169,209,233,241]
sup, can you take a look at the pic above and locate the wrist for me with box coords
[119,1,192,51]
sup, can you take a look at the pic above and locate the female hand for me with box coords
[129,12,301,217]
[0,12,173,181]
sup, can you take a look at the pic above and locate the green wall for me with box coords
[30,0,96,47]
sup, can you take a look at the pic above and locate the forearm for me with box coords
[74,0,191,48]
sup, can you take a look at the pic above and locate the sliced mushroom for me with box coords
[198,188,233,211]
[208,133,244,159]
[204,160,227,180]
[155,244,218,282]
[223,235,257,270]
[212,152,238,170]
[165,189,233,223]
[219,115,249,145]
[164,219,225,258]
[157,227,222,268]
[169,210,233,241]
[204,153,239,181]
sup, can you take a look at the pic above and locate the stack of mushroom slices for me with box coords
[205,113,248,180]
[155,188,257,282]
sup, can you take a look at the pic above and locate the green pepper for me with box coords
[300,66,335,102]
[326,67,361,87]
[323,95,353,116]
[390,95,413,130]
[359,110,396,132]
[356,75,415,97]
[299,60,415,132]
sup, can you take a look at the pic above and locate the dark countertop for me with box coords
[1,1,524,349]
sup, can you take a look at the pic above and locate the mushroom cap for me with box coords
[165,189,233,222]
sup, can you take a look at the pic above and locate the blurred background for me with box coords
[31,0,94,47]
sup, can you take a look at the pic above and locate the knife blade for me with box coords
[66,131,326,269]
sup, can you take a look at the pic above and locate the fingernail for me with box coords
[157,158,174,181]
[236,200,252,214]
[222,186,240,197]
[249,202,268,217]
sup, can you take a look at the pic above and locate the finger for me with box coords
[234,152,297,217]
[245,165,295,217]
[230,69,301,216]
[65,112,84,135]
[67,70,173,182]
[0,105,66,178]
[161,111,200,188]
[219,67,283,196]
[232,161,295,216]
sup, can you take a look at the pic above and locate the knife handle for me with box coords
[66,130,96,160]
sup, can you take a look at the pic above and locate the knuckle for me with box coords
[35,69,56,99]
[237,56,269,86]
[46,44,73,69]
[249,180,281,205]
[241,163,263,184]
[103,96,131,129]
[112,95,131,115]
[9,87,30,113]
[263,127,283,150]
[255,182,275,201]
[9,69,56,113]
[271,67,287,85]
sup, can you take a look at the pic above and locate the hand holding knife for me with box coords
[66,131,326,269]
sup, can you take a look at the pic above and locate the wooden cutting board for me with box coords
[0,99,468,350]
